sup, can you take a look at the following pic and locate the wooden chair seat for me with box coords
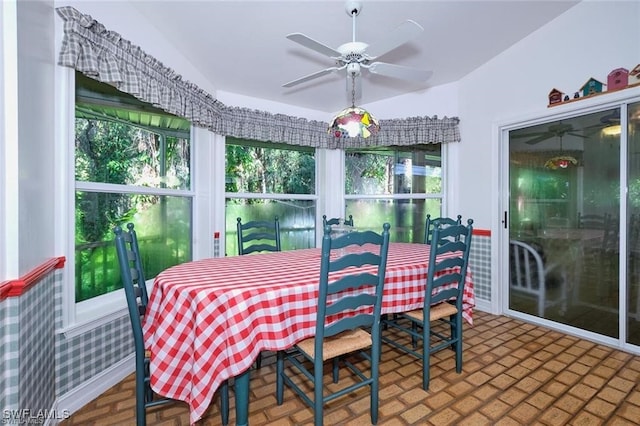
[405,302,458,323]
[296,328,372,361]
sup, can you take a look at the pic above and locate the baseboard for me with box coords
[474,298,493,315]
[47,353,134,425]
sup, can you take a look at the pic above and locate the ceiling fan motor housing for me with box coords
[345,1,362,17]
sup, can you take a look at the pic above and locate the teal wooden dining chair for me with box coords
[114,224,229,426]
[237,216,281,255]
[577,212,606,229]
[322,214,354,227]
[276,222,391,426]
[383,218,473,390]
[424,214,462,244]
[237,216,281,368]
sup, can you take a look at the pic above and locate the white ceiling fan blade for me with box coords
[368,62,432,82]
[567,132,588,139]
[511,131,549,139]
[525,135,553,145]
[286,33,342,58]
[283,67,341,88]
[365,20,424,59]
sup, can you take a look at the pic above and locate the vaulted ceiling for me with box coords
[129,1,579,113]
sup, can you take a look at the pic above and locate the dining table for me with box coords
[142,242,475,425]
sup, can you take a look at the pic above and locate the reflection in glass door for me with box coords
[627,101,640,346]
[508,108,623,339]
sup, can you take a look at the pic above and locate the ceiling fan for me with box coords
[282,1,433,90]
[511,122,587,145]
[583,110,621,135]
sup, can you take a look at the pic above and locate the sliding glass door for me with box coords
[626,101,640,346]
[507,99,640,348]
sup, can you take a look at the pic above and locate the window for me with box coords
[345,145,442,242]
[225,138,316,255]
[74,74,193,303]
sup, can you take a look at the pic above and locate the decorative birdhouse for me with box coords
[548,88,564,105]
[607,68,628,91]
[580,77,605,97]
[630,64,640,87]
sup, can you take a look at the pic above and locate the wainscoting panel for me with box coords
[18,274,56,413]
[470,230,491,302]
[0,297,20,411]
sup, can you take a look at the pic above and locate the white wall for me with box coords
[217,90,328,122]
[363,81,459,120]
[15,0,56,275]
[456,0,640,230]
[1,0,19,280]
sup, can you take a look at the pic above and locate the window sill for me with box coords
[59,303,128,339]
[58,282,150,339]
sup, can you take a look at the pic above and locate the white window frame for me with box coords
[56,67,200,334]
[221,137,319,254]
[343,145,446,239]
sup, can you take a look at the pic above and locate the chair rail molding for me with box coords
[0,257,66,299]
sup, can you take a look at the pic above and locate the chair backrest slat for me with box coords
[578,212,606,229]
[424,214,462,245]
[424,218,473,311]
[237,217,281,255]
[323,214,354,227]
[315,223,390,352]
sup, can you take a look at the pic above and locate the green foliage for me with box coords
[75,119,137,242]
[225,142,315,196]
[74,116,191,301]
[345,152,388,193]
[630,178,640,208]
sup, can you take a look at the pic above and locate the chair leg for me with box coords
[371,345,380,425]
[422,322,431,391]
[382,313,391,330]
[450,315,456,351]
[256,352,262,369]
[332,358,339,383]
[276,351,284,405]
[314,359,324,426]
[220,380,229,426]
[455,316,463,373]
[411,321,418,348]
[136,354,149,426]
[136,379,145,426]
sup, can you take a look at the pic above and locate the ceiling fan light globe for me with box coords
[602,124,621,136]
[328,106,380,139]
[346,62,362,76]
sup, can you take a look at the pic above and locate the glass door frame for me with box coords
[497,87,640,355]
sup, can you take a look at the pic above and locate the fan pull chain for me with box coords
[351,72,356,107]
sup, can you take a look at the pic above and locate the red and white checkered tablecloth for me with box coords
[142,242,474,424]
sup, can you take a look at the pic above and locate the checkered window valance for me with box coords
[56,6,460,149]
